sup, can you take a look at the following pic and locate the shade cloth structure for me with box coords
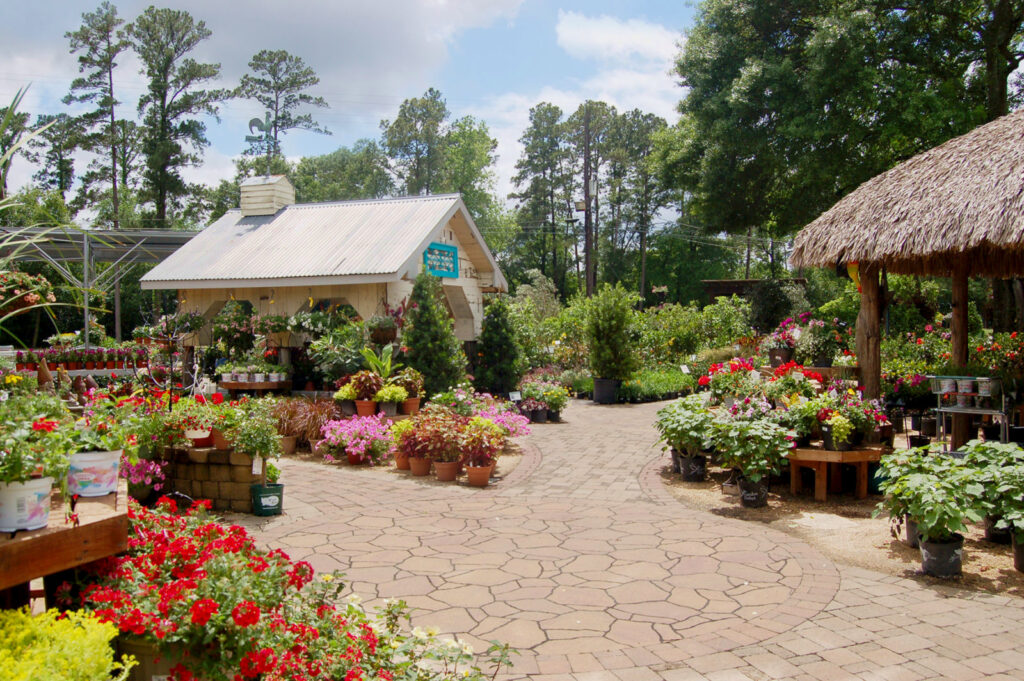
[791,109,1024,446]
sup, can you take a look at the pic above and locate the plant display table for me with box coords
[789,445,885,502]
[219,380,291,397]
[929,375,1009,447]
[0,480,129,603]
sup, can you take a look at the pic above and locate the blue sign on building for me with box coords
[424,242,458,278]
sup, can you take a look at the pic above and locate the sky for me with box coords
[1,1,695,207]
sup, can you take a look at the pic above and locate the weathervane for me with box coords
[246,112,274,177]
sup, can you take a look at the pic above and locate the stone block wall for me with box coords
[168,447,266,513]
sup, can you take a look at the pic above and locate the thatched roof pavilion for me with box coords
[792,108,1024,277]
[791,109,1024,446]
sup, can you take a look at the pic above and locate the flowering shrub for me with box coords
[0,392,73,483]
[761,362,820,404]
[168,396,216,433]
[321,414,394,464]
[0,269,56,318]
[697,358,759,403]
[80,499,514,681]
[431,382,495,416]
[120,454,168,492]
[472,404,530,438]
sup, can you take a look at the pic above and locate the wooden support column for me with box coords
[856,263,882,399]
[952,262,970,449]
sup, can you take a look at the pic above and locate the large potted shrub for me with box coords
[474,296,522,396]
[655,394,714,481]
[877,448,983,577]
[712,414,791,508]
[585,283,640,404]
[403,272,468,398]
[962,439,1024,545]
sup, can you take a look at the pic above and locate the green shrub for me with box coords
[403,272,467,398]
[586,283,640,380]
[748,279,808,333]
[699,295,751,348]
[639,303,702,367]
[475,296,522,395]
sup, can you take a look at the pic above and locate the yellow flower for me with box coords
[321,574,335,582]
[4,374,22,385]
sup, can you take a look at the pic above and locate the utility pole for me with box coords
[583,103,594,296]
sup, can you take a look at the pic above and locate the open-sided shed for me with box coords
[792,109,1024,445]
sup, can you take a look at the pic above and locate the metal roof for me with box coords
[1,227,195,264]
[141,194,506,290]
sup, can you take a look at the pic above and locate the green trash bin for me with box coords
[251,483,283,516]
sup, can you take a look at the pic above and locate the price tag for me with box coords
[508,391,522,402]
[252,456,263,475]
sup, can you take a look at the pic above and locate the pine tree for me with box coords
[474,296,521,396]
[402,272,466,398]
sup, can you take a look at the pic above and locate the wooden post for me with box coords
[952,262,970,449]
[856,263,881,399]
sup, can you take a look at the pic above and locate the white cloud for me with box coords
[555,10,678,64]
[473,12,683,204]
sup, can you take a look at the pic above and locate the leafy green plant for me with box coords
[655,394,715,456]
[374,384,408,404]
[308,323,366,382]
[403,272,468,397]
[391,367,424,399]
[824,413,853,445]
[333,384,357,401]
[0,393,72,483]
[350,370,384,401]
[586,283,640,380]
[712,415,791,483]
[227,399,283,460]
[360,344,402,380]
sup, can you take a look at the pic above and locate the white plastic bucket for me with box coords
[68,450,122,497]
[0,477,54,531]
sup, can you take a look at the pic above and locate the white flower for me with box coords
[412,627,427,640]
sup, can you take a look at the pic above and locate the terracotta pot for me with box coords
[116,361,124,369]
[68,362,80,370]
[347,450,364,465]
[15,362,24,371]
[409,457,431,476]
[106,361,116,369]
[434,460,460,482]
[401,397,421,415]
[211,428,233,451]
[355,400,377,416]
[394,452,411,470]
[465,463,494,487]
[26,363,36,371]
[281,435,297,455]
[47,362,57,370]
[85,361,95,370]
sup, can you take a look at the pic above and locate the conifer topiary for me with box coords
[474,296,521,395]
[402,271,467,398]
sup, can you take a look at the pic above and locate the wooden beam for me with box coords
[952,262,971,449]
[856,263,882,399]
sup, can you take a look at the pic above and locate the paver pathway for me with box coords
[237,401,1024,680]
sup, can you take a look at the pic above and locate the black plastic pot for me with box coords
[867,462,884,495]
[531,409,548,423]
[919,533,964,578]
[812,354,833,368]
[738,478,768,508]
[1013,534,1024,572]
[679,454,707,482]
[670,449,682,473]
[821,425,851,451]
[920,417,937,437]
[984,516,1012,545]
[982,423,1002,441]
[592,378,620,405]
[904,515,920,549]
[907,434,931,449]
[768,348,793,367]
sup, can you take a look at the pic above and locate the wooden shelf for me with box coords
[0,480,129,591]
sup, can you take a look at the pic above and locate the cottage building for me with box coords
[141,176,507,342]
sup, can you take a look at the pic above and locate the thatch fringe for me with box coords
[790,108,1024,278]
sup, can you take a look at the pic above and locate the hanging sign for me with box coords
[424,242,459,278]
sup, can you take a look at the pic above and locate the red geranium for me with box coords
[189,598,219,625]
[231,600,261,627]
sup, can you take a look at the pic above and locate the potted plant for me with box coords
[962,439,1024,545]
[461,416,504,486]
[296,398,341,452]
[991,462,1024,571]
[272,398,305,455]
[349,370,384,416]
[332,382,358,416]
[392,367,424,415]
[539,382,570,422]
[374,384,408,417]
[655,394,715,481]
[405,405,465,481]
[712,415,792,508]
[761,323,798,367]
[367,314,398,345]
[0,394,70,531]
[390,419,416,470]
[585,283,640,404]
[172,396,216,440]
[65,414,126,497]
[252,460,284,516]
[520,382,548,422]
[321,414,394,466]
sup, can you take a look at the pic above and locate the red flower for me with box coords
[189,598,218,625]
[32,418,58,432]
[195,395,207,404]
[698,375,711,386]
[231,600,260,627]
[211,392,224,405]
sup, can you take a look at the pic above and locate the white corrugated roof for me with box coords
[141,194,505,289]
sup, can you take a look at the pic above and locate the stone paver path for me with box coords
[237,402,1024,680]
